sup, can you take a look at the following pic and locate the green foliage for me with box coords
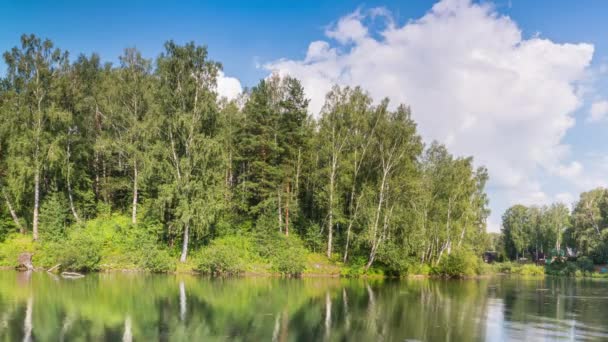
[197,235,256,275]
[436,249,481,278]
[514,264,544,276]
[26,215,176,272]
[0,234,39,267]
[39,192,70,242]
[340,257,369,277]
[138,246,176,273]
[0,34,496,276]
[576,256,594,273]
[269,235,306,276]
[56,229,102,272]
[545,261,579,277]
[407,262,432,276]
[495,262,517,274]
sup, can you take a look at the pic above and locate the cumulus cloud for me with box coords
[588,100,608,122]
[264,0,595,232]
[216,71,243,100]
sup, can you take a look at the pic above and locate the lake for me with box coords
[0,272,607,341]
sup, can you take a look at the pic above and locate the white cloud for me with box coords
[555,161,583,179]
[325,10,368,44]
[588,100,608,122]
[216,71,243,100]
[264,0,595,231]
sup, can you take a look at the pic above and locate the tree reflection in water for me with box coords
[0,272,607,341]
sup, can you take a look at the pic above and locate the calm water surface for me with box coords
[0,272,607,341]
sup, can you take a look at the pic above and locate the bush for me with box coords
[514,264,544,276]
[270,236,306,276]
[139,247,175,273]
[341,256,367,277]
[408,263,432,276]
[197,236,255,275]
[436,249,481,277]
[0,234,38,267]
[496,262,516,273]
[58,230,102,272]
[39,192,70,243]
[576,256,594,273]
[546,261,579,277]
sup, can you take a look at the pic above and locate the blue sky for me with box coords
[2,0,608,231]
[5,0,606,85]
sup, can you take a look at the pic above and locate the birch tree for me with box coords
[3,34,67,240]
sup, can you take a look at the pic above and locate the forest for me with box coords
[0,34,491,275]
[501,187,608,265]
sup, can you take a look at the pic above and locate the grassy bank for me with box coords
[0,219,490,279]
[0,214,487,278]
[482,260,608,279]
[0,214,377,277]
[3,214,604,279]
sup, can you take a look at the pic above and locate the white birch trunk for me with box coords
[131,160,138,225]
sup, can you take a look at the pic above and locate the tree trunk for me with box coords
[131,160,138,225]
[445,197,453,256]
[343,192,363,263]
[180,223,190,262]
[285,183,290,237]
[2,189,23,233]
[94,104,102,200]
[66,141,81,223]
[365,170,387,270]
[436,242,448,266]
[94,151,100,199]
[32,169,40,241]
[556,225,561,252]
[102,159,108,203]
[295,148,301,208]
[278,189,282,234]
[327,159,336,258]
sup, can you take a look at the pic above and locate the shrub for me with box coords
[270,236,306,276]
[496,262,516,273]
[139,247,175,273]
[515,264,544,276]
[546,261,579,277]
[409,263,432,276]
[58,230,102,272]
[39,192,70,243]
[436,249,481,277]
[198,244,245,275]
[0,234,38,267]
[197,235,255,275]
[252,232,307,276]
[341,256,367,277]
[576,256,594,273]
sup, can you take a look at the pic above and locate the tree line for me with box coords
[0,34,490,270]
[501,188,608,264]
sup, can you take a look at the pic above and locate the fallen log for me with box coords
[47,264,61,273]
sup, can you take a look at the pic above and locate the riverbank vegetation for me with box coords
[0,34,492,276]
[493,187,608,278]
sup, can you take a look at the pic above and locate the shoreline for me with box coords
[0,267,525,280]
